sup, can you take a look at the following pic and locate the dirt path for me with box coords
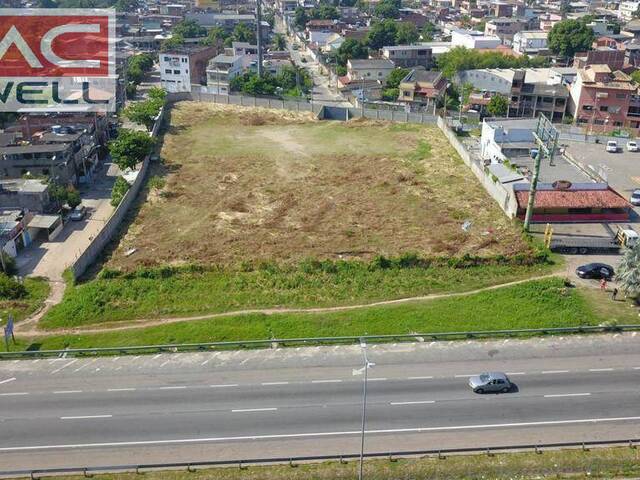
[16,280,66,334]
[17,273,561,337]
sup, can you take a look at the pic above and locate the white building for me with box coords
[206,54,244,95]
[620,0,640,21]
[512,31,548,55]
[159,52,191,93]
[451,29,502,49]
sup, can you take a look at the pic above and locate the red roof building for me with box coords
[514,183,631,223]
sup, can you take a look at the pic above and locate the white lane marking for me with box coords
[0,392,28,396]
[159,359,173,368]
[231,408,278,413]
[53,390,82,394]
[633,367,640,370]
[210,384,238,388]
[407,376,434,380]
[542,370,570,374]
[51,360,78,374]
[261,382,289,386]
[201,358,212,366]
[454,374,476,378]
[5,416,640,452]
[505,372,526,376]
[73,359,97,373]
[60,415,112,420]
[368,378,387,382]
[390,400,436,406]
[544,393,591,398]
[0,377,16,385]
[107,388,136,392]
[311,379,342,384]
[151,354,162,360]
[589,368,614,372]
[157,386,187,390]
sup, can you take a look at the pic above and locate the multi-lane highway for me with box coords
[0,333,639,471]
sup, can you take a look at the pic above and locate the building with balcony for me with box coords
[484,18,527,45]
[398,69,448,109]
[206,54,245,95]
[569,64,640,131]
[381,44,434,68]
[512,30,548,55]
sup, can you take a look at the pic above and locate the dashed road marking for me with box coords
[261,382,289,386]
[311,380,342,384]
[589,368,614,372]
[73,359,97,373]
[51,360,78,374]
[0,392,28,396]
[544,393,591,398]
[368,378,387,382]
[157,386,187,390]
[0,377,16,385]
[60,415,112,420]
[53,390,82,394]
[210,384,238,388]
[542,370,570,374]
[231,408,277,413]
[407,376,434,380]
[107,388,136,392]
[390,400,435,406]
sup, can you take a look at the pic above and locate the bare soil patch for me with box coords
[108,102,527,270]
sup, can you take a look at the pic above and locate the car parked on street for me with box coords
[630,189,640,206]
[606,140,618,153]
[575,263,614,280]
[468,372,511,394]
[627,141,639,152]
[69,205,86,221]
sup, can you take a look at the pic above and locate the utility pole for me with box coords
[353,341,374,480]
[256,0,264,77]
[523,114,559,232]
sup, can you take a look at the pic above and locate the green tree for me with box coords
[421,21,437,41]
[274,33,287,50]
[294,7,309,29]
[374,0,400,18]
[436,46,548,78]
[335,38,369,66]
[381,88,399,101]
[125,82,137,100]
[0,273,25,299]
[366,19,398,49]
[161,33,185,52]
[66,188,81,209]
[123,99,163,131]
[202,26,229,47]
[114,0,138,11]
[487,94,509,117]
[616,243,640,299]
[548,19,595,59]
[172,19,207,38]
[385,67,410,88]
[231,23,257,44]
[395,22,419,44]
[147,86,167,102]
[108,129,155,170]
[631,70,640,84]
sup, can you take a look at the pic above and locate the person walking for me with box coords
[612,287,619,301]
[600,278,607,291]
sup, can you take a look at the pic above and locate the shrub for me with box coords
[110,176,130,206]
[0,273,26,299]
[0,253,17,276]
[148,175,166,190]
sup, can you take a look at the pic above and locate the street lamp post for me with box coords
[353,340,374,480]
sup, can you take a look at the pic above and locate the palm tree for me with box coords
[616,243,640,300]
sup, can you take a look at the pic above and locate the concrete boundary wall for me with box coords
[70,108,166,279]
[437,117,518,218]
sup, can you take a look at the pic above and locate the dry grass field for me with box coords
[108,102,528,270]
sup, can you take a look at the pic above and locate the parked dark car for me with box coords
[575,263,614,280]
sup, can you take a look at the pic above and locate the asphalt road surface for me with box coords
[1,333,639,471]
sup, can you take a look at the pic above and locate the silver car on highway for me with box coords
[468,372,511,394]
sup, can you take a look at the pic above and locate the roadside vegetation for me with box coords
[17,446,640,479]
[0,277,49,324]
[10,277,600,351]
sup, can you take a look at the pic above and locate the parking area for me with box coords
[15,159,117,281]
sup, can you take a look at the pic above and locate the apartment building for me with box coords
[160,45,218,93]
[569,64,640,130]
[381,45,434,68]
[619,1,640,22]
[484,18,527,45]
[346,59,395,83]
[573,48,626,70]
[206,54,245,95]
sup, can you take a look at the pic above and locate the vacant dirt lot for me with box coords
[109,102,528,269]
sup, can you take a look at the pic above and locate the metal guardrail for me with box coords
[1,325,639,360]
[1,439,637,478]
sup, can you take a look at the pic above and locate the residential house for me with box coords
[0,144,77,185]
[484,18,527,45]
[185,13,256,30]
[381,44,434,68]
[512,30,548,55]
[206,54,245,95]
[619,1,640,22]
[569,64,640,130]
[0,179,51,213]
[322,33,345,53]
[345,59,395,83]
[573,48,626,70]
[539,13,562,32]
[160,45,218,93]
[451,29,502,49]
[398,69,448,109]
